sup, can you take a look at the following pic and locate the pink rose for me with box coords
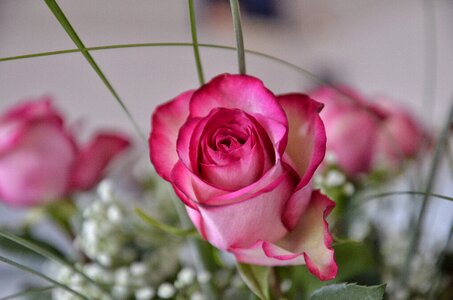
[149,74,337,280]
[0,97,130,207]
[309,86,427,178]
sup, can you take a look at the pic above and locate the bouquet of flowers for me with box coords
[0,1,452,300]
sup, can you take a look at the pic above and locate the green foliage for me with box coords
[135,207,198,237]
[309,283,386,300]
[0,229,64,260]
[237,263,270,300]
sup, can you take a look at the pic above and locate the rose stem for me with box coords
[188,0,205,85]
[229,0,246,74]
[399,100,453,291]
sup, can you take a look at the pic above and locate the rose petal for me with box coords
[374,99,427,166]
[70,133,130,190]
[0,123,76,206]
[190,74,288,154]
[281,184,313,230]
[186,206,208,239]
[277,190,337,280]
[230,191,337,281]
[2,97,62,124]
[325,110,379,175]
[172,159,297,207]
[0,121,27,155]
[196,170,298,249]
[150,90,194,180]
[231,240,305,266]
[278,94,326,187]
[171,161,228,205]
[178,108,276,177]
[201,142,264,190]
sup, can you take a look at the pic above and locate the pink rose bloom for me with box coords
[0,97,130,207]
[309,86,427,178]
[149,74,337,280]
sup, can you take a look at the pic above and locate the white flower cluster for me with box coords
[53,262,157,300]
[52,180,211,300]
[382,233,436,300]
[315,169,355,197]
[75,181,138,267]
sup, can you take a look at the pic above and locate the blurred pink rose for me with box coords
[309,86,427,178]
[0,97,130,207]
[150,74,337,280]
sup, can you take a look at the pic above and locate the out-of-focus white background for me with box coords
[0,0,452,296]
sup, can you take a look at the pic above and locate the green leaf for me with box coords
[0,285,54,300]
[309,283,386,300]
[237,263,270,300]
[135,207,198,237]
[0,229,63,260]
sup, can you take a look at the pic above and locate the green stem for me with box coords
[0,42,317,84]
[399,101,453,290]
[361,191,453,203]
[0,41,358,101]
[188,0,205,85]
[229,0,246,74]
[0,255,89,300]
[44,0,146,143]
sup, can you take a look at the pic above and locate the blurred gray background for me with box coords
[0,0,452,297]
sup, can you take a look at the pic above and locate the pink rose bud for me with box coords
[149,74,337,281]
[0,97,130,207]
[309,86,427,178]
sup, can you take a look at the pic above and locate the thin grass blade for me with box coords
[0,229,109,297]
[188,0,205,85]
[0,285,54,300]
[229,0,246,74]
[44,0,145,142]
[0,255,88,300]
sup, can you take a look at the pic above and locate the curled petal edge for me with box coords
[230,191,337,281]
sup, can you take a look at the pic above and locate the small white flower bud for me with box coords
[191,292,205,300]
[82,220,98,244]
[325,152,337,164]
[107,206,122,223]
[280,279,292,292]
[157,283,176,299]
[115,267,130,285]
[130,262,148,277]
[98,253,112,267]
[325,170,346,187]
[135,287,155,300]
[197,271,211,284]
[343,182,355,196]
[177,267,195,286]
[112,285,130,299]
[98,180,114,202]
